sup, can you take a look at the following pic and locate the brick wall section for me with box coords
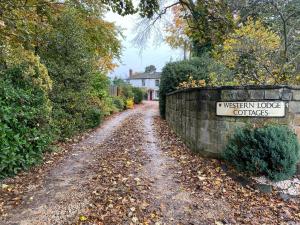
[166,86,300,172]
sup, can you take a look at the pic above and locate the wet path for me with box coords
[141,103,194,223]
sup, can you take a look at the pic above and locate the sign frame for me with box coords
[215,101,287,118]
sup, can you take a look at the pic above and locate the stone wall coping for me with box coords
[166,85,300,96]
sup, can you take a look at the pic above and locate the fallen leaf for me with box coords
[79,215,87,221]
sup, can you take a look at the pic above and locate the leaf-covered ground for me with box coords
[76,102,300,224]
[0,107,142,224]
[0,101,299,224]
[154,117,300,224]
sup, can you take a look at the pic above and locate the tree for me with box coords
[83,16,121,73]
[172,0,234,56]
[228,0,300,70]
[216,19,293,85]
[75,0,159,17]
[2,0,230,58]
[145,65,156,73]
[0,0,124,176]
[41,8,121,137]
[134,0,234,56]
[165,5,191,59]
[0,0,155,58]
[0,0,54,60]
[187,0,235,55]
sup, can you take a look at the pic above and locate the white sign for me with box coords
[216,101,286,117]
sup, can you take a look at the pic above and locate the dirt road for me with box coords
[1,101,299,225]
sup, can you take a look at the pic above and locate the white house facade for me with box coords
[127,69,161,101]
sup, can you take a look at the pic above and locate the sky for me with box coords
[105,10,183,79]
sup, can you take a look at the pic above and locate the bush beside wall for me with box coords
[223,125,300,181]
[166,86,300,177]
[159,56,225,118]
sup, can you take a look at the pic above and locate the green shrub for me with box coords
[132,87,144,104]
[113,96,125,111]
[83,106,103,129]
[50,90,95,139]
[0,64,52,178]
[40,10,103,139]
[101,96,119,116]
[223,125,300,181]
[159,57,210,118]
[51,106,77,139]
[113,78,134,100]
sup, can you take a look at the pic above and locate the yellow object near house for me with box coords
[126,98,134,109]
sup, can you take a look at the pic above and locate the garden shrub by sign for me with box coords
[223,125,300,181]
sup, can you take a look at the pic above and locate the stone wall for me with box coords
[166,86,300,160]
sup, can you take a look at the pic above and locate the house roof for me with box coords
[128,71,161,80]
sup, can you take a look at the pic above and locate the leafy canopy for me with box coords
[0,0,123,177]
[145,65,156,73]
[165,5,191,58]
[229,0,300,61]
[215,19,294,85]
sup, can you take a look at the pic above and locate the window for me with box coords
[142,79,145,86]
[155,79,160,86]
[156,91,159,98]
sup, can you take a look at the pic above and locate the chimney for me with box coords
[129,69,133,78]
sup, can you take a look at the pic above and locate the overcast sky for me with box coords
[105,11,183,79]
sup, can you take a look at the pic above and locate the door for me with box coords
[149,90,153,101]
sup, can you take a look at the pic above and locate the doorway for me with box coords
[149,90,153,101]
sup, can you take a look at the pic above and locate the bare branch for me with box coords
[132,1,181,51]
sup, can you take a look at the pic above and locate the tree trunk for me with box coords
[183,42,187,60]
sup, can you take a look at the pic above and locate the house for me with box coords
[127,66,161,100]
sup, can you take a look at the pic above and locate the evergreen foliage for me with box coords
[39,9,95,138]
[0,53,52,177]
[159,55,227,118]
[223,125,300,181]
[112,96,125,111]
